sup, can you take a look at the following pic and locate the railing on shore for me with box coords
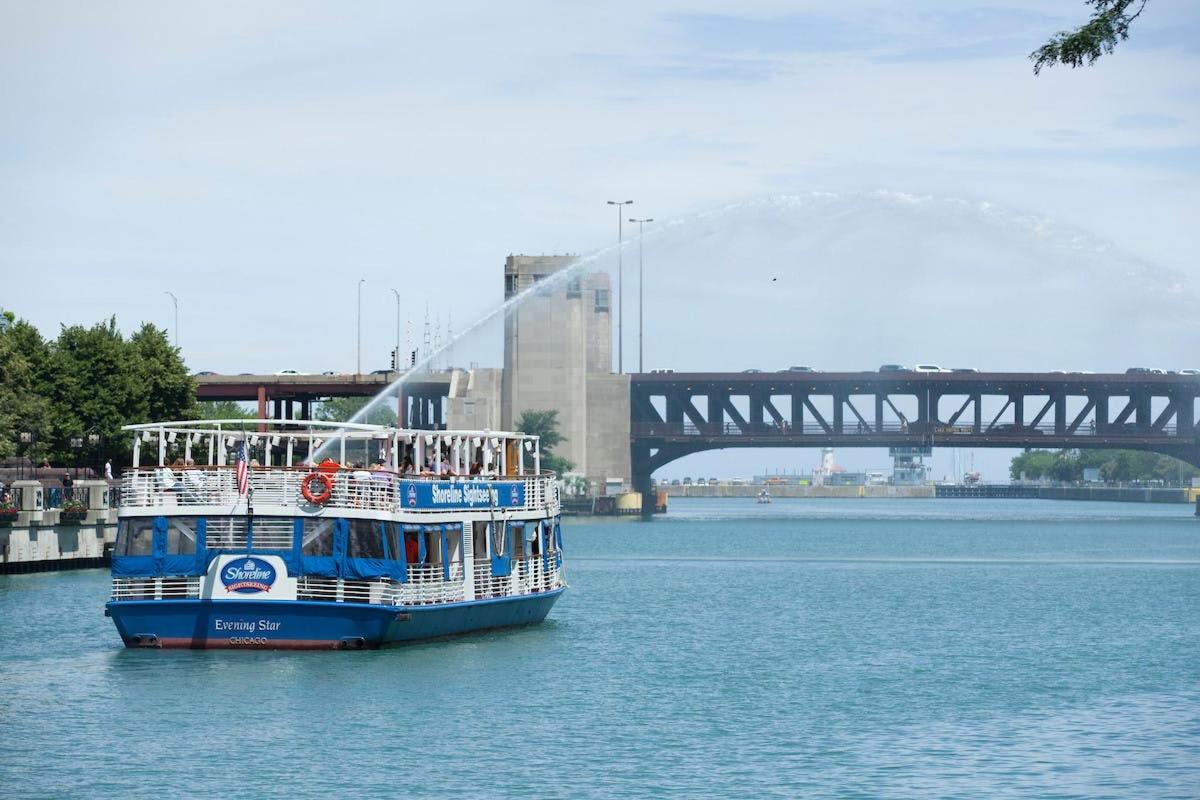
[119,467,558,515]
[110,557,564,604]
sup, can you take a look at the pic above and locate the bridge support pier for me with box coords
[631,445,654,520]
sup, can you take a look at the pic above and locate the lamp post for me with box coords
[164,291,179,348]
[357,278,366,375]
[87,431,101,477]
[606,200,634,373]
[69,436,83,481]
[390,288,401,374]
[19,431,34,480]
[629,217,653,373]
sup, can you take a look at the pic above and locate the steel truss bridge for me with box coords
[630,371,1200,500]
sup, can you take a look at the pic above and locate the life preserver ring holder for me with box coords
[301,471,334,505]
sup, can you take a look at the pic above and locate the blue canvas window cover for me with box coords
[300,519,458,582]
[491,521,521,577]
[112,516,207,577]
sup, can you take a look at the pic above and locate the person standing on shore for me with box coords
[62,471,74,501]
[104,459,113,480]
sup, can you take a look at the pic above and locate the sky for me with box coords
[2,1,1198,481]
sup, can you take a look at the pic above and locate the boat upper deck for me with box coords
[119,419,559,519]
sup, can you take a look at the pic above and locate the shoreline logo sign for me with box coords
[221,558,277,594]
[400,480,526,509]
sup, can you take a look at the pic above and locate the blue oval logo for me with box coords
[221,557,277,594]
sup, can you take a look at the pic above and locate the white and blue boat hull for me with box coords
[107,589,564,649]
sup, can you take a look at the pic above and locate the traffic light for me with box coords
[390,348,397,370]
[410,349,417,367]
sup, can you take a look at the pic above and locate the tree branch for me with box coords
[1031,0,1149,75]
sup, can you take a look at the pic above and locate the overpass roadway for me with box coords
[194,372,452,423]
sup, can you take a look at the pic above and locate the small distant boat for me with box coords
[756,490,772,504]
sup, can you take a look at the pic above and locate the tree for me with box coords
[1010,447,1198,484]
[195,400,256,419]
[0,312,50,460]
[515,409,574,475]
[128,323,195,425]
[1031,1,1149,74]
[43,317,138,468]
[314,395,397,426]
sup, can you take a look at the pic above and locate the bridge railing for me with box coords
[632,421,1185,439]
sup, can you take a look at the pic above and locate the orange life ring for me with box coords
[301,471,333,504]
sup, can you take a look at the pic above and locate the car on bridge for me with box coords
[990,423,1044,435]
[783,366,817,373]
[913,364,948,373]
[878,364,912,373]
[1126,367,1167,375]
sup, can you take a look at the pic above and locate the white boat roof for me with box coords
[122,419,538,442]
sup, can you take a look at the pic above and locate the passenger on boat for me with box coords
[370,460,392,502]
[401,455,415,475]
[470,456,483,475]
[351,462,372,506]
[404,531,420,563]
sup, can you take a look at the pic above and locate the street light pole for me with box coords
[606,200,634,373]
[629,217,653,373]
[164,291,179,348]
[357,278,365,375]
[390,288,401,373]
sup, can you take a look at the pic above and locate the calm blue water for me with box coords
[2,498,1198,798]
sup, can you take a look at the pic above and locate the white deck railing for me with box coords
[111,557,563,606]
[111,577,202,600]
[120,468,559,516]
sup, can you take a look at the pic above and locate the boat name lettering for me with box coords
[220,558,277,594]
[214,618,281,632]
[431,484,498,505]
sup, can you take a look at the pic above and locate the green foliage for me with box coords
[1031,0,1148,74]
[195,400,256,419]
[0,312,195,470]
[128,324,196,424]
[1010,448,1197,483]
[0,317,50,459]
[314,395,397,426]
[515,409,574,474]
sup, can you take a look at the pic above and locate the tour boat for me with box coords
[105,419,565,649]
[756,489,772,504]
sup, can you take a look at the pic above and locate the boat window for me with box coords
[116,518,155,556]
[347,518,385,560]
[206,517,249,549]
[384,521,402,561]
[250,517,295,550]
[302,518,336,556]
[166,517,199,554]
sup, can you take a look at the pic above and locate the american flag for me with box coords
[236,439,249,496]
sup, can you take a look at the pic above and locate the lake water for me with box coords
[1,498,1197,798]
